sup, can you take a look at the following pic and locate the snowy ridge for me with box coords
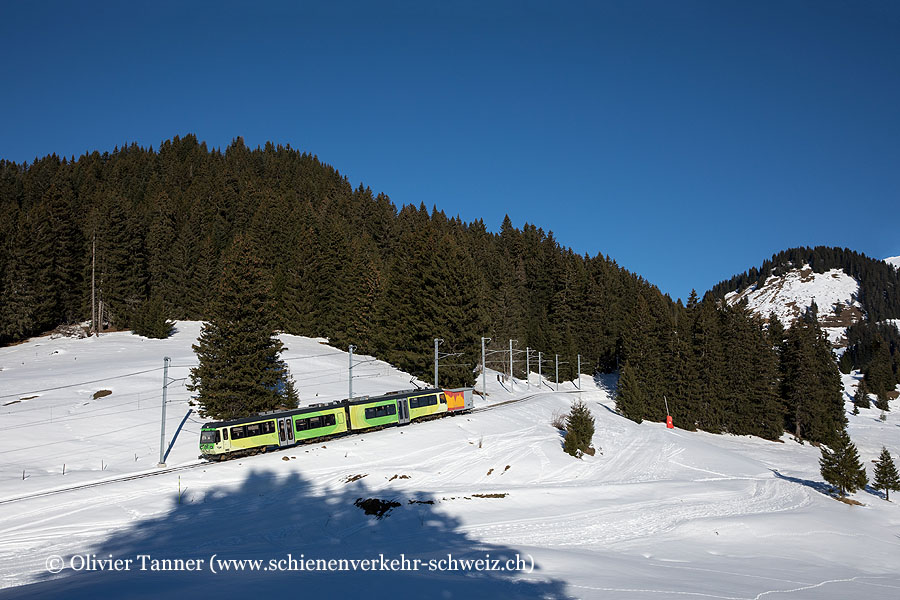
[886,256,900,270]
[725,265,862,346]
[1,325,900,598]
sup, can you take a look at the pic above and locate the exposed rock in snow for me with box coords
[725,265,862,347]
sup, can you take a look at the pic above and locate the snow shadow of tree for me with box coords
[5,469,573,599]
[771,468,834,496]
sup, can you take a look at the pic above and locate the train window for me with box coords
[296,419,308,431]
[365,405,395,420]
[309,416,322,429]
[287,421,294,440]
[246,423,261,437]
[230,426,244,439]
[324,414,336,427]
[409,398,419,409]
[440,393,447,404]
[215,431,221,443]
[223,429,229,440]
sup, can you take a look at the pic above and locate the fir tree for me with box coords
[819,428,868,497]
[563,400,596,457]
[873,446,900,501]
[616,361,645,423]
[188,234,297,420]
[131,296,174,339]
[781,315,844,445]
[854,379,871,409]
[865,340,895,411]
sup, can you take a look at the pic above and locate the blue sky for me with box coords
[2,1,898,301]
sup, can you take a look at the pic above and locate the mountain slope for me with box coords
[1,326,900,598]
[710,247,900,348]
[724,265,863,346]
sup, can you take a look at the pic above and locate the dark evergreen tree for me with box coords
[616,361,645,423]
[767,312,786,355]
[691,299,726,432]
[188,234,297,420]
[563,400,596,457]
[865,339,895,411]
[721,304,783,439]
[131,296,174,339]
[819,429,868,497]
[873,446,900,501]
[854,379,871,409]
[781,314,845,445]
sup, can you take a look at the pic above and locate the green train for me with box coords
[199,387,473,460]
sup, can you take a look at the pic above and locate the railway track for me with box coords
[0,388,586,506]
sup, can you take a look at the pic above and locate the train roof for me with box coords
[345,387,442,407]
[201,388,445,428]
[201,401,345,429]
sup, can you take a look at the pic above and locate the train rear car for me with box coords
[443,387,474,412]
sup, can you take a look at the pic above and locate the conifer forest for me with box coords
[1,135,898,441]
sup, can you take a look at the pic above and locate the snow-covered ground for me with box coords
[1,324,900,599]
[885,256,900,270]
[725,265,862,345]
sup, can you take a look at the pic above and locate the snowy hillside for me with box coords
[886,256,900,270]
[2,326,900,598]
[725,265,862,345]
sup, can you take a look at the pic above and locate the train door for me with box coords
[397,398,410,425]
[285,417,294,445]
[222,427,232,452]
[277,417,291,447]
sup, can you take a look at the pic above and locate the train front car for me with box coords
[199,423,228,459]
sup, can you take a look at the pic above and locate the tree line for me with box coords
[0,135,650,388]
[1,135,895,445]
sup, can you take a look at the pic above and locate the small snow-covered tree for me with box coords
[563,400,595,458]
[873,447,900,501]
[819,429,867,497]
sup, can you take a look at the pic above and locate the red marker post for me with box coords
[664,396,674,429]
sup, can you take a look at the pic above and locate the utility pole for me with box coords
[555,354,559,391]
[348,345,356,399]
[434,338,443,389]
[526,347,530,390]
[509,339,516,385]
[157,356,171,467]
[538,351,542,388]
[577,354,581,390]
[481,337,491,397]
[91,235,96,335]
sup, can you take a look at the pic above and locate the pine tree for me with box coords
[616,361,645,423]
[767,312,786,355]
[563,400,596,457]
[819,428,868,497]
[854,379,871,409]
[865,339,895,411]
[131,296,174,339]
[781,315,844,445]
[873,446,900,501]
[188,234,297,420]
[691,300,726,432]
